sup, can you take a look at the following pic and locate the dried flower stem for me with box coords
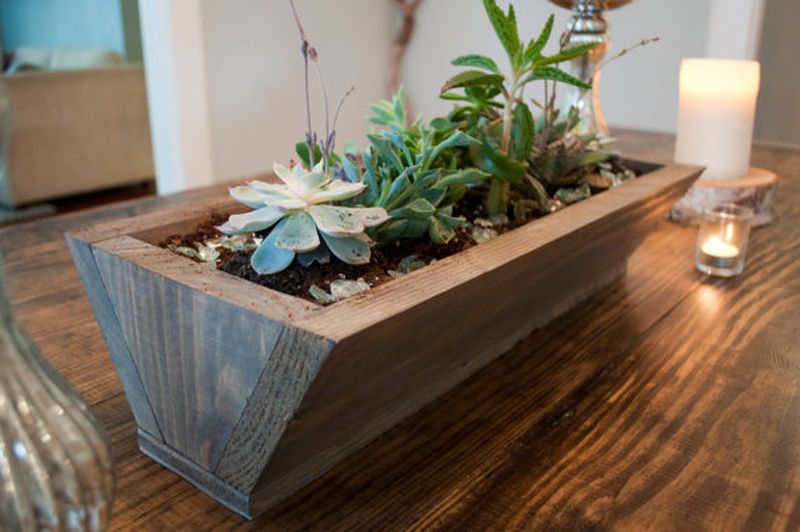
[329,86,355,156]
[289,0,354,175]
[314,61,332,173]
[601,37,660,69]
[290,0,317,168]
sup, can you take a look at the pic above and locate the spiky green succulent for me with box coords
[439,1,600,216]
[347,88,488,246]
[219,161,389,274]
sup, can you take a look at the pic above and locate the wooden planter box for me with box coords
[67,161,700,518]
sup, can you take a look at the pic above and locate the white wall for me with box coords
[199,0,393,182]
[404,0,712,133]
[754,0,800,145]
[706,0,765,60]
[140,0,215,194]
[143,0,775,190]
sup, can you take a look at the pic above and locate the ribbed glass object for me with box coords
[0,261,115,531]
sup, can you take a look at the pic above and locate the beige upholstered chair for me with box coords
[0,65,154,207]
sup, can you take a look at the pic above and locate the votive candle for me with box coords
[675,58,761,180]
[695,204,754,277]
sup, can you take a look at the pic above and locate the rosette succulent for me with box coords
[219,161,389,274]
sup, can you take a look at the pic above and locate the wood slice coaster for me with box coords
[669,167,780,226]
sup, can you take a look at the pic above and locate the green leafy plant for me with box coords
[348,88,489,245]
[440,0,599,215]
[218,162,389,274]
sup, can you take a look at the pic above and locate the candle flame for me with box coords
[702,236,739,258]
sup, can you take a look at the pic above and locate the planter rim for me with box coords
[70,161,702,342]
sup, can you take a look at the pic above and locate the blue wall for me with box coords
[0,0,126,55]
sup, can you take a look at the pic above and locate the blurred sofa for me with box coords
[0,64,154,207]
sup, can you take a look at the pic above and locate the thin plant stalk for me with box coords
[289,0,355,175]
[329,86,355,155]
[601,37,659,69]
[302,43,315,168]
[314,60,332,173]
[290,0,318,169]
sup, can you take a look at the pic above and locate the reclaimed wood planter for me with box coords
[67,161,700,518]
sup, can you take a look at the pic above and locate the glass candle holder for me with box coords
[695,204,754,277]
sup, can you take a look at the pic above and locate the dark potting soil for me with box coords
[160,159,640,305]
[161,191,517,305]
[222,227,474,299]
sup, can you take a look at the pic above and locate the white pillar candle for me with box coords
[675,59,761,181]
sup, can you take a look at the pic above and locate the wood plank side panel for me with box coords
[65,170,272,247]
[248,170,696,515]
[90,240,284,472]
[253,258,628,514]
[65,234,164,440]
[128,201,247,246]
[68,196,235,245]
[137,429,252,519]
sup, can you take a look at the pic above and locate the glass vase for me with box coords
[0,261,115,530]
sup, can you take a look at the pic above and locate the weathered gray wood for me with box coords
[6,131,798,530]
[67,161,701,518]
[251,258,630,514]
[250,163,695,514]
[68,195,235,245]
[65,235,164,441]
[298,163,698,339]
[90,239,289,472]
[93,236,314,325]
[137,429,251,517]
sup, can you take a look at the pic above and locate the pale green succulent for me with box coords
[219,161,389,274]
[352,88,489,246]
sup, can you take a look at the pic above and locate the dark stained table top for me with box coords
[1,129,798,531]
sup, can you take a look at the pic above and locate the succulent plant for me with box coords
[440,0,600,216]
[219,161,389,274]
[530,132,590,187]
[349,88,489,246]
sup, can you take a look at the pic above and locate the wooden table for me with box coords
[1,130,798,531]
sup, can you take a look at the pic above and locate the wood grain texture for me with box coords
[65,158,698,517]
[65,235,164,441]
[0,130,796,530]
[251,164,696,516]
[90,241,282,472]
[215,327,335,494]
[137,429,250,515]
